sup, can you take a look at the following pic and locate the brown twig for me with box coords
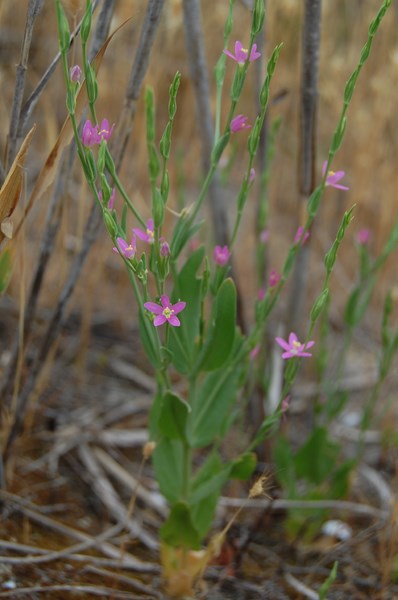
[286,0,322,335]
[16,0,101,141]
[112,0,166,170]
[0,489,159,571]
[5,0,45,171]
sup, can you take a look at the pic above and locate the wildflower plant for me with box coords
[55,0,393,594]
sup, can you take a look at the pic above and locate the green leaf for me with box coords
[294,427,340,485]
[273,436,297,497]
[152,438,184,503]
[168,246,205,373]
[138,309,161,369]
[196,278,237,371]
[160,502,201,549]
[158,391,190,441]
[229,452,257,480]
[188,364,241,447]
[189,452,228,537]
[0,249,12,294]
[319,561,338,600]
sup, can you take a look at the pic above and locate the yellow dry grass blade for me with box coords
[0,125,36,244]
[14,17,132,238]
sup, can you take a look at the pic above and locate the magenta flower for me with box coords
[160,240,170,257]
[99,188,116,210]
[250,344,261,360]
[213,245,231,266]
[258,287,266,301]
[294,226,310,245]
[322,162,349,191]
[113,233,136,259]
[224,41,261,65]
[97,118,114,142]
[268,268,280,288]
[230,114,251,133]
[144,295,186,327]
[356,229,371,245]
[275,332,315,360]
[82,119,101,147]
[82,119,114,147]
[133,218,155,244]
[70,65,81,82]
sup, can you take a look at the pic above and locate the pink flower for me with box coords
[322,162,349,191]
[356,229,371,245]
[113,233,136,259]
[260,229,269,243]
[213,245,231,266]
[230,114,251,133]
[268,268,280,288]
[70,65,81,82]
[97,118,114,142]
[275,332,315,360]
[224,41,261,65]
[133,218,155,244]
[258,287,266,301]
[160,240,170,257]
[250,344,261,360]
[99,188,116,210]
[82,119,101,147]
[144,295,186,327]
[249,168,256,183]
[294,226,310,245]
[82,118,114,147]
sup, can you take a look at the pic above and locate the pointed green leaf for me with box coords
[197,278,237,371]
[189,364,241,447]
[152,438,184,503]
[158,391,190,441]
[160,502,201,549]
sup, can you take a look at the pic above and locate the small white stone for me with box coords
[321,519,352,541]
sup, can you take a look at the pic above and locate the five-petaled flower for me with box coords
[113,233,136,259]
[224,41,261,65]
[275,332,315,359]
[213,245,231,266]
[133,218,155,244]
[322,162,349,190]
[230,114,251,133]
[144,295,186,327]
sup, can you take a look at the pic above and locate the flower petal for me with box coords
[171,301,186,315]
[168,315,181,327]
[144,302,163,315]
[275,337,290,351]
[288,332,298,346]
[133,227,149,241]
[281,351,294,359]
[160,295,171,308]
[154,314,167,326]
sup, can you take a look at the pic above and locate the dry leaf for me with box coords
[0,125,35,244]
[1,218,14,239]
